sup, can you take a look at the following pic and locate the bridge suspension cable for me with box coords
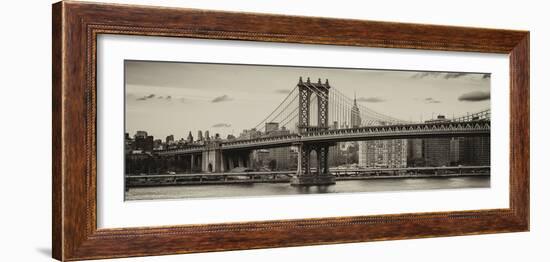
[449,108,491,122]
[252,85,298,131]
[251,79,422,135]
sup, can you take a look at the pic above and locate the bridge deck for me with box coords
[155,120,491,154]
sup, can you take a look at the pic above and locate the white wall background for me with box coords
[0,0,546,261]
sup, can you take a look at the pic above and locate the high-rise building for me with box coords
[239,128,262,140]
[450,138,461,165]
[460,136,490,166]
[153,139,163,150]
[328,143,344,167]
[268,147,291,170]
[253,149,270,169]
[423,138,451,167]
[350,93,362,128]
[289,148,299,170]
[423,115,451,167]
[134,134,154,152]
[124,133,133,153]
[197,130,203,141]
[186,132,193,142]
[265,122,279,135]
[266,124,292,170]
[166,134,174,144]
[134,130,148,139]
[358,139,407,168]
[407,138,424,166]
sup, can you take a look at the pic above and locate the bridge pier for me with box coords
[202,143,223,173]
[291,142,335,186]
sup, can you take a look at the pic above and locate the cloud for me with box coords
[212,123,231,128]
[458,91,490,102]
[412,72,472,79]
[443,72,469,79]
[136,94,173,101]
[136,94,155,101]
[211,95,233,103]
[412,72,440,79]
[357,97,385,103]
[424,97,441,104]
[274,89,290,94]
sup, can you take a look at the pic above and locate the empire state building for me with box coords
[351,93,362,128]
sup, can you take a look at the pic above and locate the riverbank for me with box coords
[125,175,491,201]
[126,171,489,188]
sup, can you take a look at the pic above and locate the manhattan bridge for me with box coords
[149,77,490,186]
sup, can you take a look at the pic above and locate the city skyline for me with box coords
[125,61,490,140]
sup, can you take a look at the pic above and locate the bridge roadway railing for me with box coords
[303,120,490,137]
[155,145,205,156]
[220,134,300,150]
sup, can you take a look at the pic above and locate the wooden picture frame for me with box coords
[52,1,529,261]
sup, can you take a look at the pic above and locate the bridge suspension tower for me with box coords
[292,77,335,186]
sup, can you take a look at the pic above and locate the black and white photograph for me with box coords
[3,0,544,261]
[124,61,491,200]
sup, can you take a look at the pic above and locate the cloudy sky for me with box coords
[125,60,490,140]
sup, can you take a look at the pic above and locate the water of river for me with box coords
[125,176,490,201]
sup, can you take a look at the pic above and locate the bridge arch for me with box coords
[309,148,318,174]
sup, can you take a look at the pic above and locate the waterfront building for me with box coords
[423,138,450,166]
[450,138,460,165]
[266,124,291,170]
[460,136,491,166]
[289,148,299,170]
[328,144,342,167]
[422,115,451,167]
[358,139,407,168]
[253,149,270,169]
[268,147,291,170]
[407,138,424,166]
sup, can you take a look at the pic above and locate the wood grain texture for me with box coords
[52,1,530,261]
[52,2,63,260]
